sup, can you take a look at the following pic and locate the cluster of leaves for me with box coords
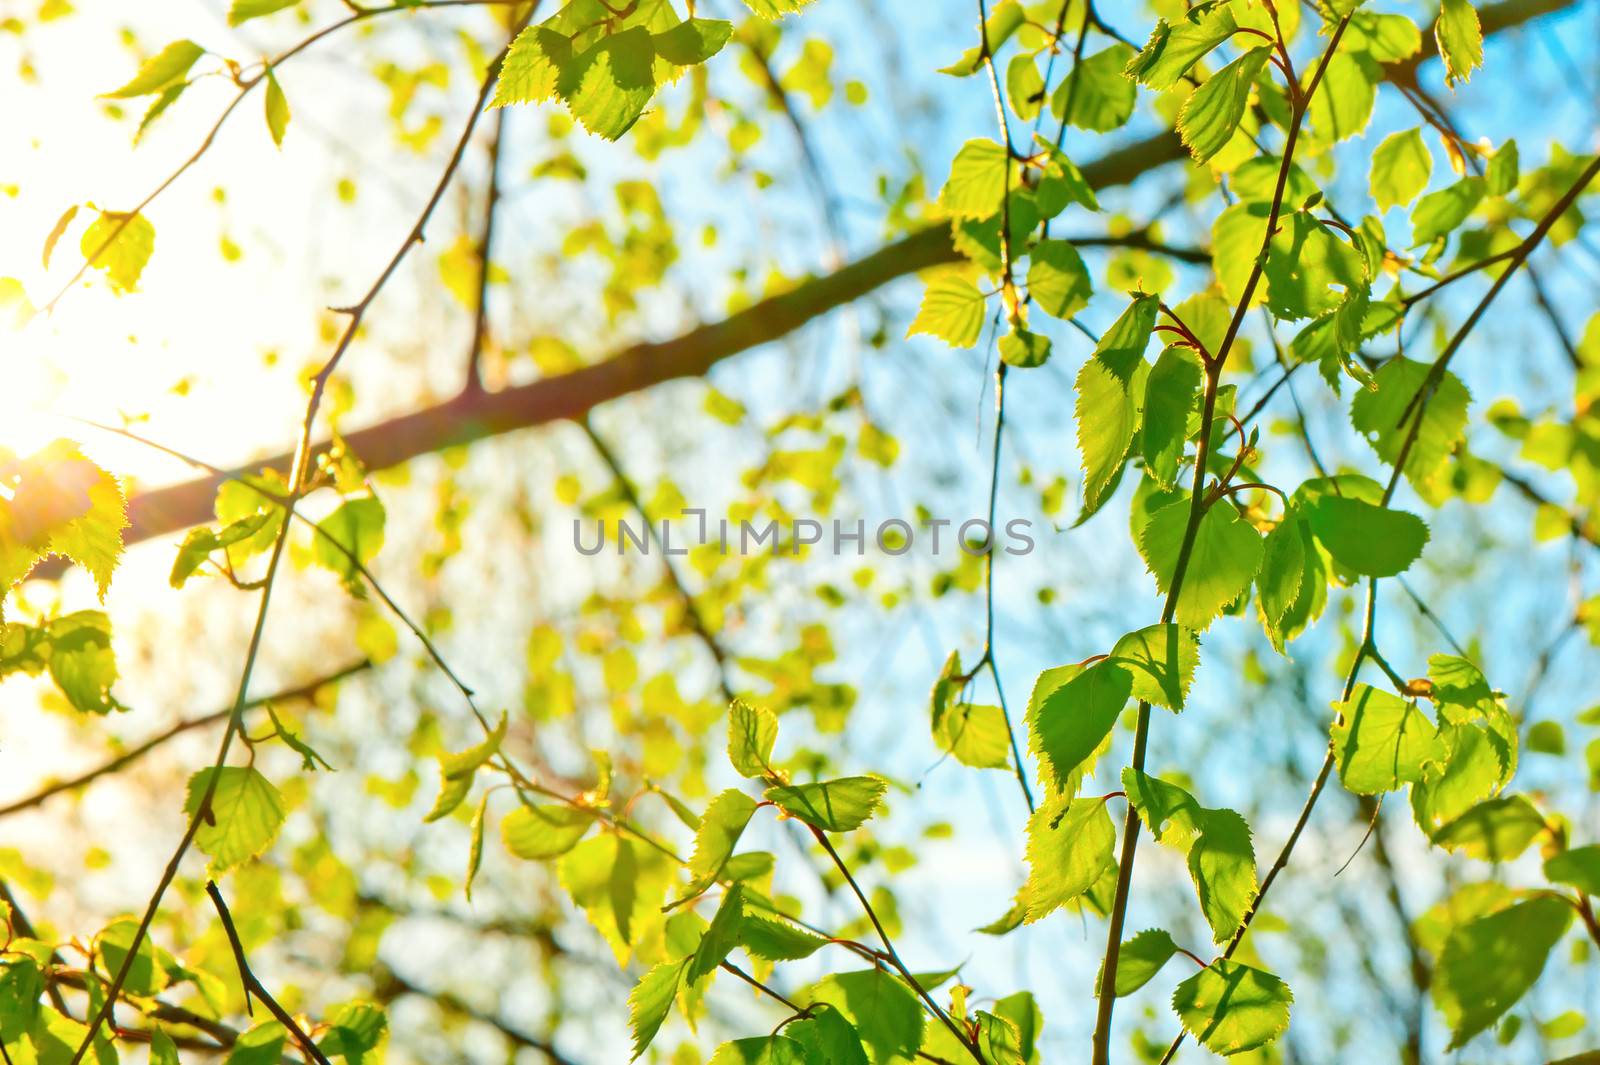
[492,0,811,140]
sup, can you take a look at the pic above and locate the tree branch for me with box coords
[25,0,1574,582]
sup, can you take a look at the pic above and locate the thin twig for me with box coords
[207,881,334,1065]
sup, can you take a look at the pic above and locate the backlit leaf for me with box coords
[1434,896,1570,1049]
[765,776,886,832]
[1436,0,1483,88]
[184,766,286,871]
[1027,659,1131,793]
[1307,495,1429,577]
[1022,794,1116,922]
[80,210,155,293]
[1027,239,1092,319]
[1371,128,1432,211]
[502,803,595,860]
[908,274,986,348]
[229,0,300,27]
[1141,346,1202,488]
[1331,684,1439,794]
[1100,928,1179,997]
[1126,7,1239,91]
[1176,48,1271,164]
[939,139,1009,220]
[105,40,203,97]
[1138,499,1264,631]
[1172,960,1292,1056]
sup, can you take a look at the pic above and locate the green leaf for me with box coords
[228,0,300,26]
[80,210,155,294]
[316,1002,386,1063]
[708,1037,809,1065]
[1434,896,1570,1049]
[1210,201,1269,308]
[1435,0,1483,88]
[226,1022,288,1065]
[1032,137,1100,214]
[936,701,1012,770]
[1176,48,1271,164]
[1124,771,1257,941]
[1027,239,1092,319]
[0,958,44,1043]
[652,19,733,65]
[992,992,1042,1064]
[998,326,1051,368]
[1307,495,1429,577]
[1411,176,1485,246]
[1006,54,1045,123]
[673,788,759,904]
[1305,51,1378,144]
[1124,769,1205,848]
[765,776,886,832]
[1349,355,1471,496]
[105,40,203,97]
[739,914,828,961]
[1545,846,1600,896]
[784,1005,869,1065]
[1486,140,1519,196]
[425,712,506,821]
[1138,499,1264,631]
[184,766,286,871]
[1412,723,1509,830]
[801,969,923,1065]
[908,274,986,349]
[628,958,689,1059]
[1052,44,1136,132]
[1187,808,1256,943]
[1109,623,1199,711]
[502,803,595,859]
[728,699,778,777]
[1126,7,1239,91]
[494,26,569,107]
[96,918,167,997]
[1331,684,1439,794]
[687,885,744,983]
[264,71,290,148]
[975,1011,1025,1065]
[1092,294,1160,381]
[740,0,815,19]
[1172,960,1293,1056]
[1100,929,1179,997]
[1346,10,1423,61]
[1027,659,1131,793]
[1022,794,1116,922]
[1142,346,1203,488]
[1255,511,1306,652]
[1263,212,1366,322]
[939,1,1025,76]
[314,496,386,589]
[1371,128,1432,211]
[1075,358,1137,515]
[558,28,657,141]
[562,833,673,964]
[150,1029,180,1065]
[938,139,1008,220]
[47,611,123,714]
[137,83,188,141]
[170,513,273,589]
[1432,794,1547,861]
[465,792,489,900]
